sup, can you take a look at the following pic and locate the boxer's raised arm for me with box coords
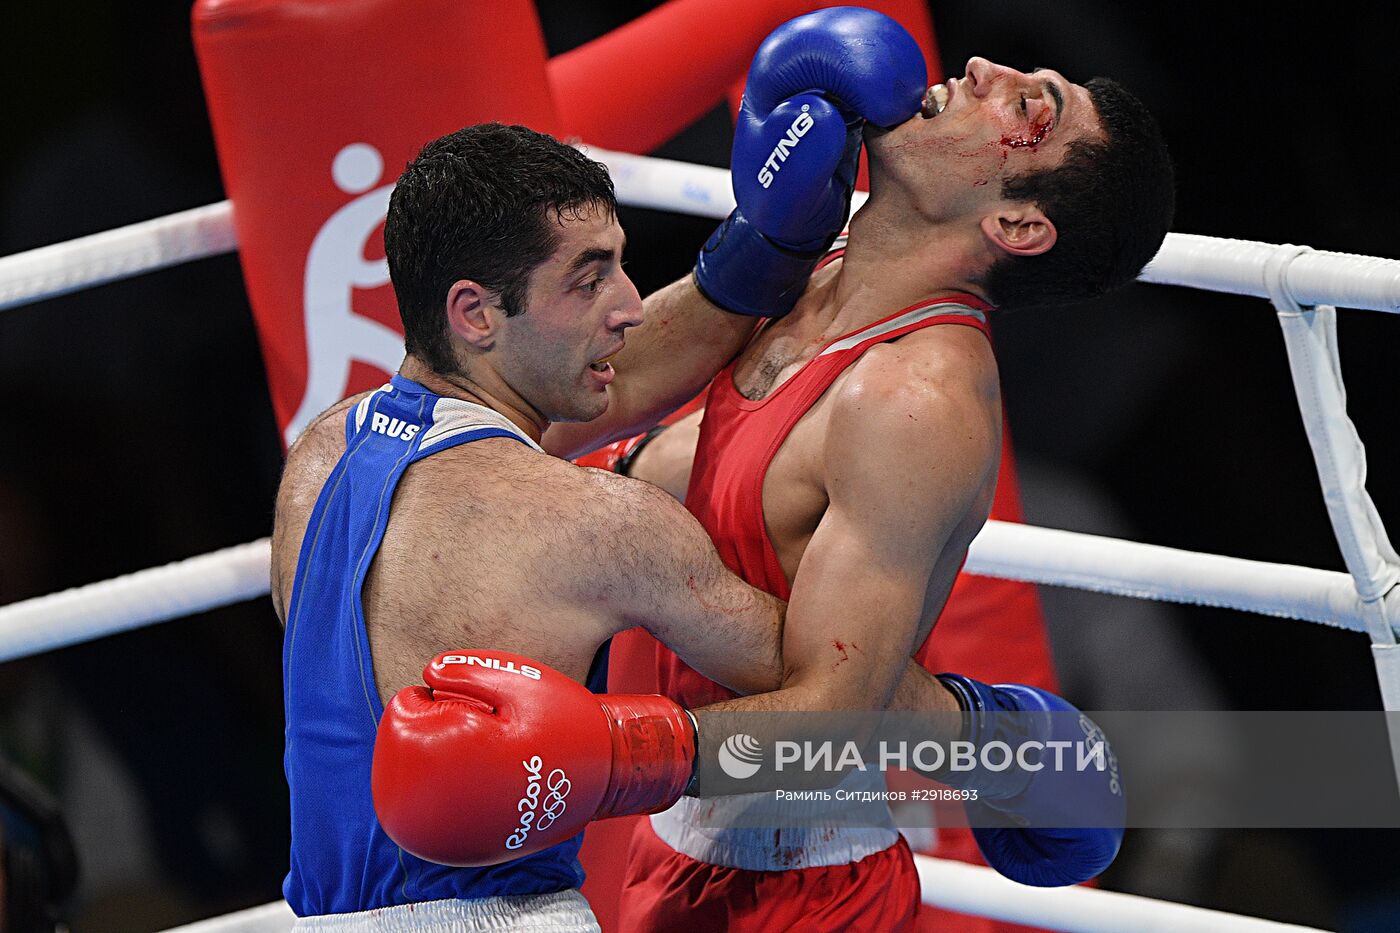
[546,8,926,460]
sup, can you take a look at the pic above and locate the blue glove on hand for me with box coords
[934,674,1125,887]
[695,7,927,317]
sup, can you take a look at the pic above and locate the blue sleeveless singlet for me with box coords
[281,375,608,915]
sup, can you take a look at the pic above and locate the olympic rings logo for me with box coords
[505,756,572,850]
[536,769,570,831]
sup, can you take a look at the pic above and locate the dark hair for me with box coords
[384,123,616,374]
[980,77,1174,311]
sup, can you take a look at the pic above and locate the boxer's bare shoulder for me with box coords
[826,322,1001,519]
[271,392,370,622]
[835,319,1002,425]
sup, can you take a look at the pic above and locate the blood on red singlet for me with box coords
[609,292,992,706]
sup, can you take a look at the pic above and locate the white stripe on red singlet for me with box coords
[818,301,986,357]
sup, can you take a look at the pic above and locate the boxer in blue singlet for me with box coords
[272,25,935,922]
[280,376,611,925]
[270,123,798,931]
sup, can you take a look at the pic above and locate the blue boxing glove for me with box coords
[695,7,926,317]
[934,674,1125,887]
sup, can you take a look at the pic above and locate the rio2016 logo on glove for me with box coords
[757,104,814,190]
[505,755,571,851]
[718,733,764,779]
[440,654,542,680]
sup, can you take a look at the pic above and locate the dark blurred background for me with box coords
[1,0,1396,930]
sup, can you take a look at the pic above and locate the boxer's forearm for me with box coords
[543,277,754,459]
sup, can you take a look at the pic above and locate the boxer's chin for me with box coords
[559,392,610,425]
[585,395,610,422]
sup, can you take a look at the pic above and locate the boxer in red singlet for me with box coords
[592,304,1060,933]
[613,239,998,933]
[558,56,1174,931]
[374,55,1171,931]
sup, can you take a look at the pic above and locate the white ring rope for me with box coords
[0,540,270,661]
[150,857,1333,933]
[1143,233,1400,312]
[0,201,236,312]
[965,522,1375,632]
[1,147,1398,314]
[0,521,1372,664]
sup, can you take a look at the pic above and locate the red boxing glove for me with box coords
[372,650,695,867]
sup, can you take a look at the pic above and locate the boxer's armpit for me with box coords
[573,468,785,696]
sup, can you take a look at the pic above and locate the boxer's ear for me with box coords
[980,208,1057,258]
[445,279,500,350]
